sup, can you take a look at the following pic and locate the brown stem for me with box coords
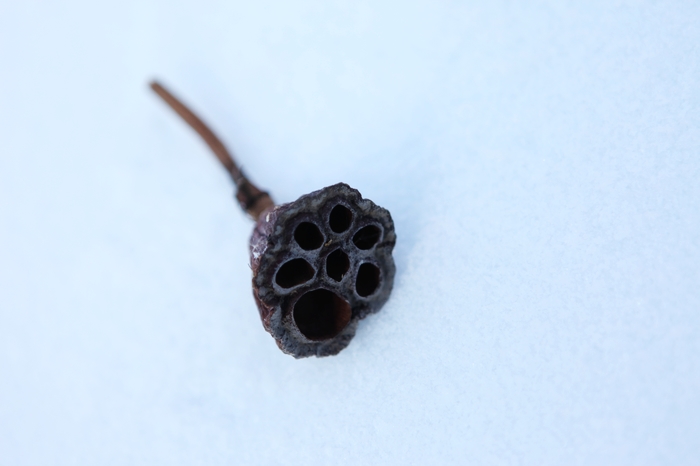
[150,80,274,220]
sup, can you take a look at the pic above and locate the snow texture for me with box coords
[1,1,699,465]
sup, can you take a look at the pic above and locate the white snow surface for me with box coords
[1,1,699,464]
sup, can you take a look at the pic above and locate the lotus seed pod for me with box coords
[250,183,396,358]
[150,81,397,358]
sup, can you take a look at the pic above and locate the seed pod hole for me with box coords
[352,225,381,250]
[356,263,380,297]
[329,205,353,233]
[326,249,350,282]
[293,289,352,341]
[294,222,324,250]
[275,258,315,288]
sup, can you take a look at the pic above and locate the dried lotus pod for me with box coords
[151,81,396,358]
[251,183,395,357]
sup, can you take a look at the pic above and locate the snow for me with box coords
[1,1,699,464]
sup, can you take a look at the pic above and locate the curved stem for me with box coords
[150,80,274,220]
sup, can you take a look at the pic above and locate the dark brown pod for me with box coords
[150,81,396,358]
[250,183,396,357]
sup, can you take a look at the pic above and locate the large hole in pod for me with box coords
[326,249,350,282]
[352,225,381,250]
[356,263,380,297]
[275,258,315,288]
[293,289,352,341]
[294,222,324,250]
[329,205,353,233]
